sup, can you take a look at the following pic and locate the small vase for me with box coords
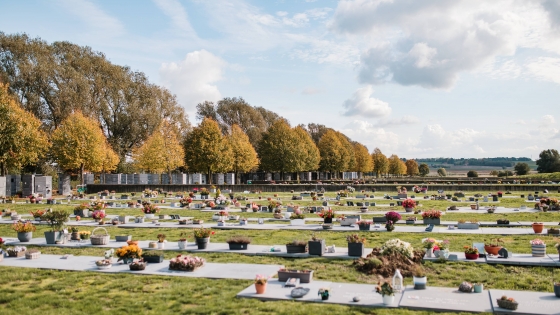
[196,237,209,249]
[255,282,267,294]
[178,241,187,249]
[157,242,165,249]
[382,295,395,305]
[426,248,434,258]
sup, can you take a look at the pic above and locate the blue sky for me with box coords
[2,0,560,159]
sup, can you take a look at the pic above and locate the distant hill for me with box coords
[412,157,534,169]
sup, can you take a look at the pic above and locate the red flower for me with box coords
[211,231,215,235]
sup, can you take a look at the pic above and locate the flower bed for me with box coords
[169,255,205,271]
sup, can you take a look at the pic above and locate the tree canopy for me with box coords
[258,120,303,176]
[405,159,419,176]
[536,149,560,173]
[132,120,184,175]
[418,163,430,177]
[317,129,346,177]
[227,124,259,183]
[352,143,373,176]
[372,148,388,178]
[514,162,531,175]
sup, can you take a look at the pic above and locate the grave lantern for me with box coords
[392,269,403,293]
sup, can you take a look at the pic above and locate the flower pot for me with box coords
[157,242,165,249]
[228,243,248,250]
[465,253,479,260]
[290,219,305,226]
[178,240,187,249]
[532,244,546,257]
[348,242,364,257]
[474,284,483,293]
[458,223,479,230]
[532,223,544,233]
[71,232,80,241]
[308,240,325,256]
[17,232,32,242]
[286,244,307,253]
[554,284,560,298]
[423,218,440,225]
[196,237,209,249]
[44,231,62,244]
[115,235,132,242]
[145,214,155,219]
[382,295,395,305]
[484,245,502,256]
[255,282,267,294]
[405,207,414,212]
[425,247,434,258]
[413,276,427,290]
[358,224,371,231]
[143,255,164,263]
[323,218,333,224]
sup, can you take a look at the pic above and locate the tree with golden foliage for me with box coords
[258,120,303,179]
[293,126,320,181]
[334,131,355,172]
[405,159,419,176]
[184,118,233,184]
[388,154,406,176]
[318,129,347,178]
[132,120,184,178]
[371,148,388,178]
[352,142,373,178]
[0,83,49,175]
[51,111,119,184]
[227,124,259,184]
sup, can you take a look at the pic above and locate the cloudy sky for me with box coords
[2,0,560,159]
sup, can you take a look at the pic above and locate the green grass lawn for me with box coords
[1,190,560,314]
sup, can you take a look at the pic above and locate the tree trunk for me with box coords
[80,163,84,186]
[296,172,300,184]
[0,162,5,176]
[236,170,240,185]
[207,168,212,185]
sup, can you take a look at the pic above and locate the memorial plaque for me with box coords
[399,286,493,313]
[490,289,560,315]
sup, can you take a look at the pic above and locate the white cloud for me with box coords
[375,115,420,127]
[57,0,125,37]
[152,0,199,39]
[340,120,400,152]
[526,57,560,84]
[159,50,226,112]
[342,86,391,117]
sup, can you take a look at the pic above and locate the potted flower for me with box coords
[457,219,479,230]
[157,233,166,249]
[318,287,330,300]
[422,238,438,258]
[115,244,142,264]
[11,221,36,242]
[385,211,401,232]
[226,235,251,250]
[402,199,416,212]
[273,208,283,219]
[308,233,325,256]
[532,218,544,233]
[254,274,268,294]
[406,216,417,224]
[357,220,372,231]
[142,204,159,219]
[193,227,215,249]
[91,210,106,223]
[96,259,112,270]
[530,239,546,257]
[6,246,26,257]
[70,227,80,240]
[497,218,509,225]
[412,265,427,290]
[178,232,188,249]
[317,208,335,224]
[346,234,366,257]
[74,203,88,217]
[41,210,70,244]
[142,250,164,263]
[484,238,503,256]
[496,295,518,310]
[30,209,45,221]
[169,255,205,271]
[286,240,307,253]
[79,231,91,240]
[290,210,306,226]
[376,280,395,305]
[129,260,147,271]
[464,245,479,260]
[421,210,442,225]
[277,268,313,283]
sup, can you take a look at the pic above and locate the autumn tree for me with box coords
[418,163,430,177]
[227,124,259,184]
[51,111,119,184]
[405,159,419,176]
[293,126,321,181]
[353,143,373,178]
[132,120,184,178]
[184,118,233,184]
[437,168,447,177]
[258,120,304,179]
[0,83,48,175]
[388,155,405,176]
[371,148,388,178]
[318,129,346,178]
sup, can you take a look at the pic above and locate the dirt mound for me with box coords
[353,248,425,278]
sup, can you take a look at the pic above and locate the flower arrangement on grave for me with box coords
[254,274,269,285]
[318,287,330,300]
[6,246,26,255]
[336,214,346,221]
[226,236,252,244]
[290,209,305,220]
[497,295,518,310]
[421,210,442,219]
[96,259,112,267]
[438,239,450,251]
[169,255,205,271]
[115,244,142,262]
[11,221,36,233]
[530,238,545,245]
[79,231,91,239]
[379,239,414,258]
[346,234,366,244]
[205,200,216,208]
[142,204,159,214]
[179,197,192,207]
[251,202,259,211]
[157,234,166,243]
[375,280,394,297]
[89,201,106,211]
[317,208,335,219]
[406,216,417,221]
[218,210,229,217]
[30,209,45,218]
[357,220,372,226]
[463,245,479,254]
[385,211,401,223]
[402,199,416,209]
[422,238,437,249]
[199,188,210,196]
[91,210,105,220]
[268,200,281,211]
[193,227,215,239]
